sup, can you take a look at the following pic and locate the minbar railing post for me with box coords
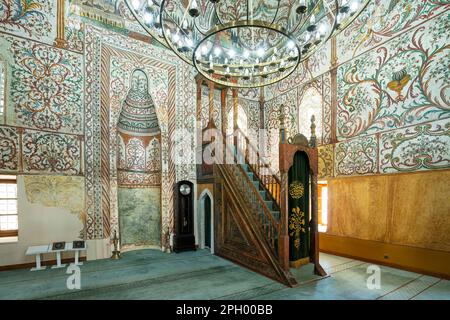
[279,171,290,271]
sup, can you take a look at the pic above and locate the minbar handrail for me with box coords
[232,128,282,211]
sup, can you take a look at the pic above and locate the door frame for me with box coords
[197,189,214,254]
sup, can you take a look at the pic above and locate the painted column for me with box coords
[54,0,67,48]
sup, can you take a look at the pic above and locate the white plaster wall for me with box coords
[0,176,84,267]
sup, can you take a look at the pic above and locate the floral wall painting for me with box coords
[0,0,57,44]
[335,135,378,176]
[22,129,82,175]
[336,11,450,141]
[2,37,84,134]
[337,0,450,63]
[380,119,450,173]
[0,125,19,172]
[0,0,447,258]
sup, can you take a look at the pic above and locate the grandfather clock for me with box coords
[173,180,196,252]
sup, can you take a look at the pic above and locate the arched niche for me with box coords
[197,188,214,254]
[116,69,162,250]
[298,86,322,144]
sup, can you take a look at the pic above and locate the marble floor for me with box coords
[0,249,448,300]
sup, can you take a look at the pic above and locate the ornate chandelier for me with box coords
[126,0,369,88]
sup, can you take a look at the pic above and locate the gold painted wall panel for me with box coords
[327,170,450,252]
[389,171,450,251]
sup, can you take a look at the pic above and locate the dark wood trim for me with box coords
[320,233,450,280]
[0,256,87,272]
[0,179,17,183]
[0,230,18,237]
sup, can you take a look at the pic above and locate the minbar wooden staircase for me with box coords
[213,128,325,287]
[213,129,296,286]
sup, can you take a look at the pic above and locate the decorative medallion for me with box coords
[289,207,306,249]
[289,180,305,199]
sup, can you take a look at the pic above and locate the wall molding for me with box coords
[320,233,450,279]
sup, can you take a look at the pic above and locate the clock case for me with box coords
[173,180,196,252]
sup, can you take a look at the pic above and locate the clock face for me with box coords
[179,184,191,195]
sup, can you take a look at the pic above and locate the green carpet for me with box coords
[0,249,448,300]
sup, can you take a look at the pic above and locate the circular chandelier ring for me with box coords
[192,21,302,89]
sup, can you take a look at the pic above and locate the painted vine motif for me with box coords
[0,0,54,39]
[380,120,450,172]
[9,39,83,134]
[337,13,450,140]
[22,130,81,174]
[338,0,450,62]
[0,125,19,171]
[318,144,334,179]
[335,135,378,176]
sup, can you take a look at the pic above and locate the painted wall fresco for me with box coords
[118,187,161,247]
[318,144,333,180]
[335,135,378,176]
[336,12,449,140]
[263,4,450,179]
[0,0,57,44]
[83,23,197,246]
[1,37,84,134]
[23,175,86,235]
[379,119,450,173]
[336,0,450,64]
[0,125,19,172]
[22,129,82,175]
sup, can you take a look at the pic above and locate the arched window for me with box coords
[298,86,322,143]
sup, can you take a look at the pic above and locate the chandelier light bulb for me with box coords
[287,40,295,49]
[296,0,307,14]
[185,37,194,48]
[257,47,265,57]
[350,1,359,13]
[318,23,328,35]
[132,0,141,10]
[201,45,208,55]
[208,61,214,74]
[305,33,311,43]
[307,14,317,32]
[262,66,269,78]
[189,0,200,17]
[182,19,188,30]
[279,59,286,72]
[143,12,153,25]
[127,0,371,87]
[243,68,250,80]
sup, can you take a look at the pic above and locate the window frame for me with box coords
[0,177,18,237]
